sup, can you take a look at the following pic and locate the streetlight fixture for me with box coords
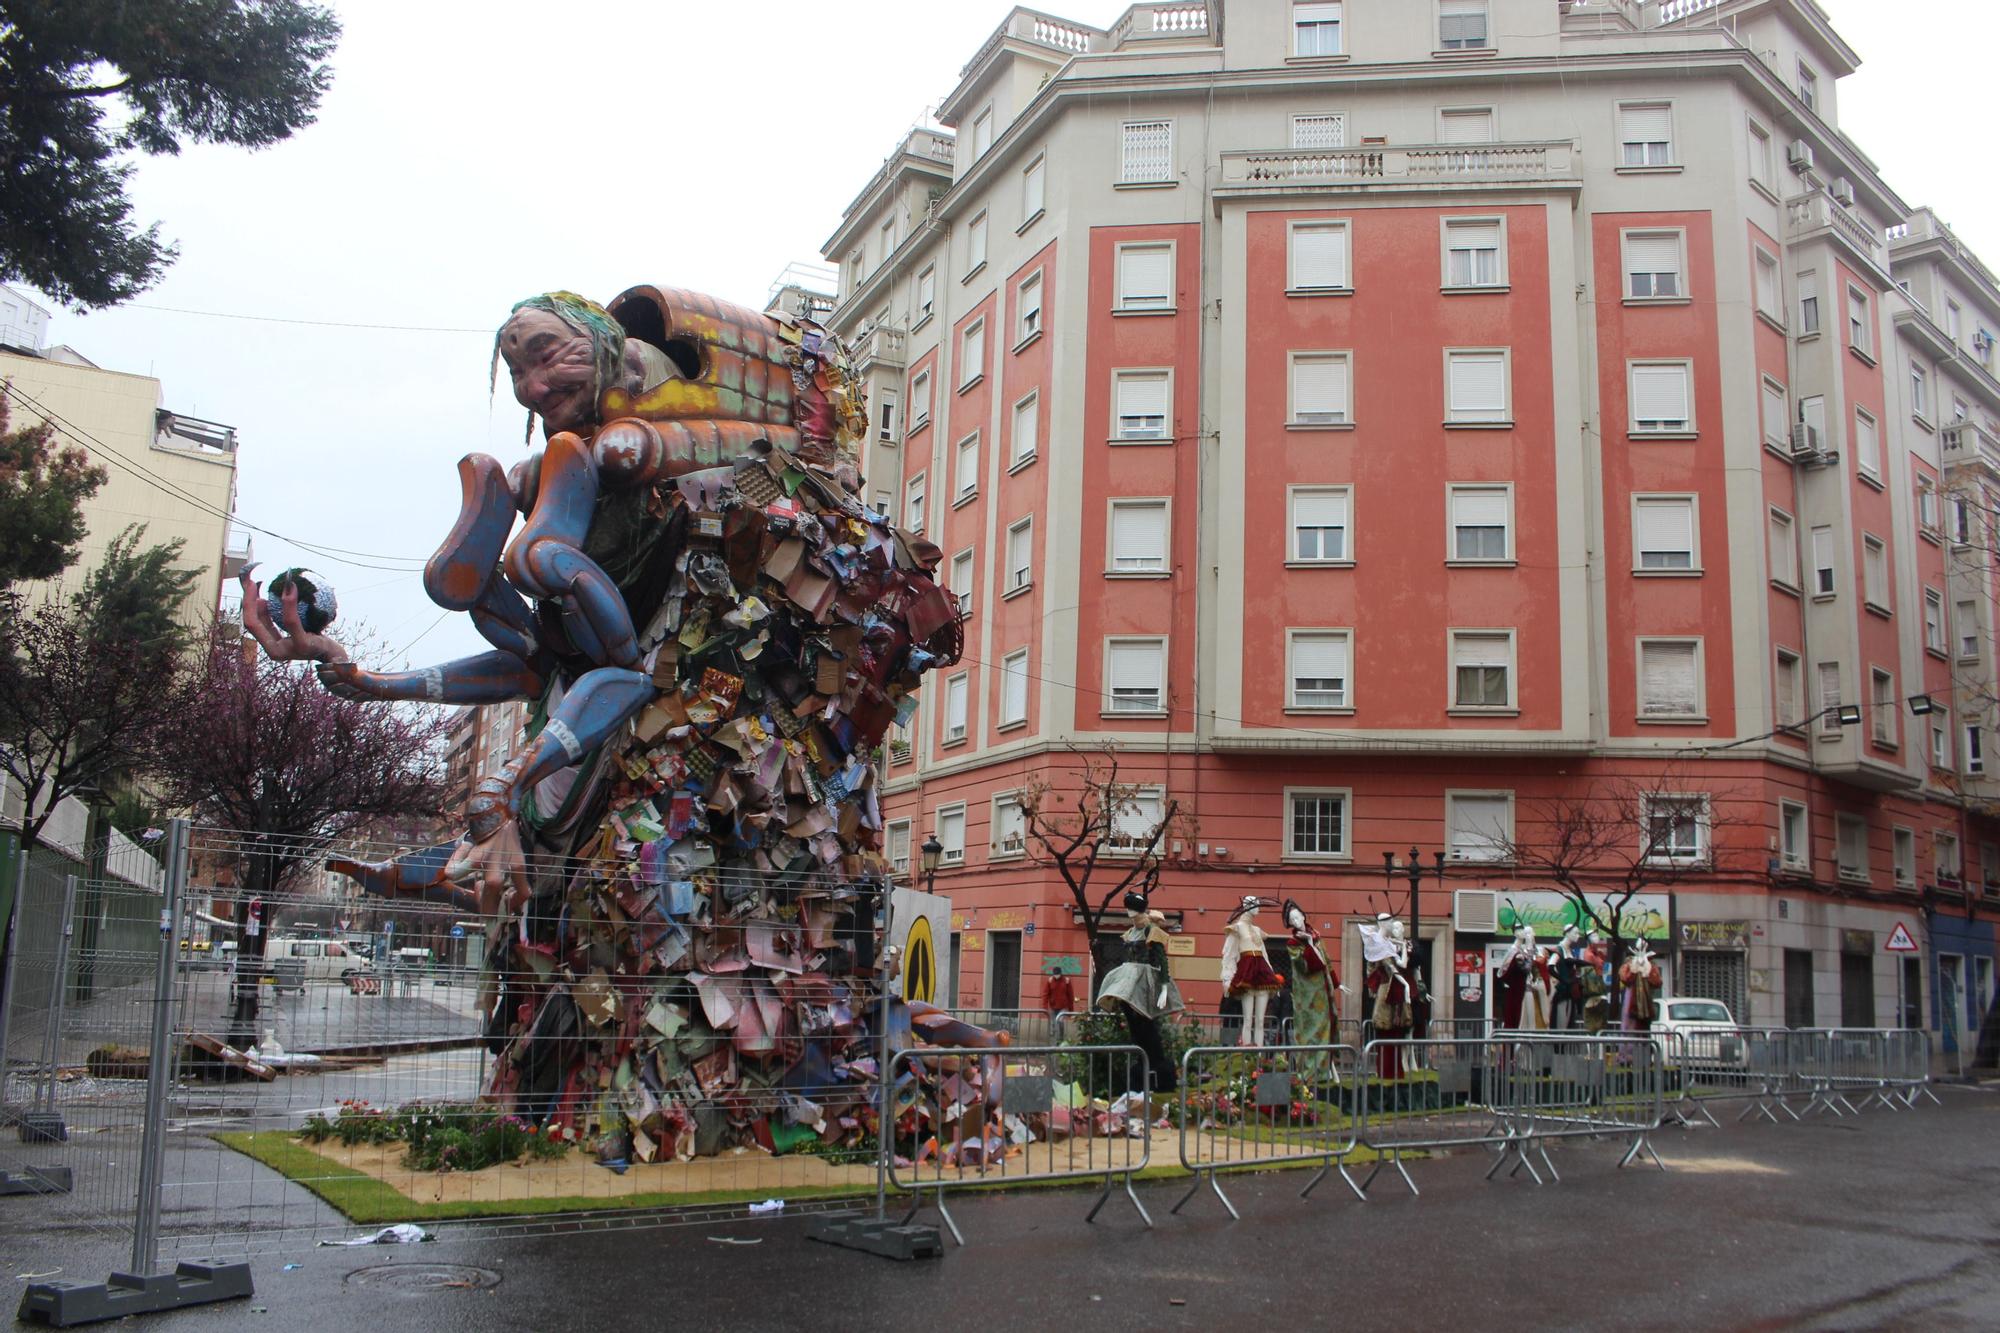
[1907,694,1940,716]
[919,834,943,894]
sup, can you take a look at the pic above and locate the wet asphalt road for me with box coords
[4,1083,1997,1331]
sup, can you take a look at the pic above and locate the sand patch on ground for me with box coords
[1666,1156,1787,1176]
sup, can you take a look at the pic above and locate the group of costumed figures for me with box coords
[1492,922,1664,1036]
[241,284,1015,1167]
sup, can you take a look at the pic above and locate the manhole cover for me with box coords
[344,1263,501,1292]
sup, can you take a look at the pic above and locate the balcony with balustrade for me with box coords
[1786,188,1890,281]
[1943,421,2000,476]
[1217,140,1579,200]
[851,322,907,373]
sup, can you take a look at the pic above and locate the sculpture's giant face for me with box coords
[498,307,601,434]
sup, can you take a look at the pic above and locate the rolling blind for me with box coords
[1024,158,1045,216]
[1452,634,1509,669]
[1762,380,1787,442]
[1619,104,1672,143]
[1449,354,1506,413]
[945,674,967,732]
[1292,634,1349,683]
[1116,373,1169,426]
[961,325,984,382]
[1118,246,1172,305]
[1002,654,1029,721]
[1108,642,1163,699]
[1294,490,1348,530]
[1292,225,1349,289]
[1626,233,1679,274]
[1451,488,1508,529]
[1636,499,1693,556]
[1449,796,1509,858]
[1111,503,1168,567]
[1631,364,1690,423]
[1449,220,1501,253]
[1439,109,1494,143]
[1292,357,1349,420]
[1641,642,1699,714]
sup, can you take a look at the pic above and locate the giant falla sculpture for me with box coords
[246,287,985,1163]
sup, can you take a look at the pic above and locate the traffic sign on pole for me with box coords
[1884,921,1919,953]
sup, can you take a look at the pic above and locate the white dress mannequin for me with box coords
[1219,897,1284,1045]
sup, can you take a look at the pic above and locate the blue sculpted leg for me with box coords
[464,666,654,841]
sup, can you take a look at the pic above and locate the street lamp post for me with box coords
[1382,847,1446,1028]
[919,834,943,896]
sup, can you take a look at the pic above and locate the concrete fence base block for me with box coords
[17,1262,254,1327]
[806,1214,945,1261]
[0,1166,72,1195]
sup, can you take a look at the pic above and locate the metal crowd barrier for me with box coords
[1883,1028,1942,1107]
[888,1043,1152,1246]
[1170,1044,1363,1219]
[1790,1028,1899,1116]
[1352,1036,1513,1196]
[1489,1036,1666,1183]
[945,1008,1060,1046]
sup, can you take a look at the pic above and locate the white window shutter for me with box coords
[1451,488,1509,529]
[1636,499,1693,555]
[1449,354,1506,414]
[1620,104,1672,143]
[1449,795,1509,857]
[1292,357,1349,420]
[1452,634,1509,669]
[1641,643,1699,714]
[1112,503,1168,567]
[1294,490,1348,531]
[1762,381,1787,441]
[1292,226,1348,288]
[1117,373,1169,424]
[1440,109,1494,144]
[1003,654,1029,721]
[1119,246,1172,305]
[946,675,968,732]
[1109,642,1163,698]
[1292,634,1349,686]
[1451,221,1500,253]
[1626,234,1679,274]
[1024,160,1045,215]
[1631,364,1690,423]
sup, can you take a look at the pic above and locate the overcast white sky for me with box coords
[26,0,1999,672]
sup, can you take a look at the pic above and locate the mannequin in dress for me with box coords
[1526,945,1556,1030]
[1094,892,1185,1091]
[1282,899,1339,1078]
[1495,922,1535,1029]
[1618,936,1664,1032]
[1361,913,1415,1075]
[1581,929,1613,1033]
[1550,925,1584,1030]
[1220,897,1284,1047]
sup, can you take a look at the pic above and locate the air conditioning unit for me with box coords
[1453,890,1499,934]
[1786,139,1815,172]
[1830,176,1856,207]
[1790,423,1821,457]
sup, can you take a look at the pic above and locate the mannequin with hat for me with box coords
[1094,892,1184,1090]
[1618,936,1663,1032]
[1221,897,1284,1046]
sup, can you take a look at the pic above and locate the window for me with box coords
[1445,350,1508,423]
[1113,370,1170,440]
[1933,722,1953,771]
[1623,231,1683,299]
[1959,601,1980,659]
[1635,496,1696,571]
[1769,508,1796,587]
[1451,631,1513,710]
[910,370,932,430]
[1289,631,1351,709]
[1800,394,1825,452]
[1925,588,1946,653]
[1818,662,1842,735]
[1918,477,1940,533]
[1005,517,1033,593]
[1106,638,1166,713]
[1642,793,1708,864]
[992,792,1026,853]
[1290,352,1352,425]
[966,212,988,274]
[1449,485,1511,561]
[1022,154,1046,222]
[1797,60,1818,111]
[1447,791,1512,862]
[1755,249,1780,319]
[889,710,913,763]
[1862,535,1888,609]
[1811,525,1835,596]
[1762,379,1789,450]
[1108,789,1165,853]
[999,651,1029,728]
[1618,102,1673,168]
[1630,362,1693,433]
[1444,218,1503,287]
[1017,272,1043,343]
[1967,725,1986,776]
[878,216,896,265]
[873,488,894,523]
[1291,113,1345,149]
[959,320,985,388]
[887,819,913,874]
[1115,243,1173,311]
[954,433,979,501]
[1871,669,1896,744]
[1910,360,1930,420]
[917,266,936,324]
[1120,119,1173,183]
[1854,409,1879,477]
[1108,499,1169,573]
[1939,831,1962,884]
[876,388,899,442]
[1289,221,1350,291]
[1291,487,1350,562]
[1893,828,1917,887]
[1982,327,1997,368]
[1293,1,1342,57]
[943,672,968,743]
[1638,639,1702,719]
[1780,801,1807,869]
[1947,301,1963,343]
[1798,271,1821,335]
[1775,649,1802,729]
[1952,495,1972,544]
[1439,0,1489,50]
[1748,119,1774,190]
[1011,393,1038,466]
[1837,816,1869,882]
[936,805,966,865]
[1287,789,1349,859]
[1848,286,1871,356]
[1439,107,1495,143]
[950,548,974,615]
[1953,396,1970,423]
[906,473,926,533]
[970,105,993,159]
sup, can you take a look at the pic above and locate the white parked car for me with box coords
[1652,997,1747,1068]
[265,937,366,986]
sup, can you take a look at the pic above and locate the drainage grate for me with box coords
[344,1263,502,1292]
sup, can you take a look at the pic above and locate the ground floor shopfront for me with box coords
[892,750,2000,1061]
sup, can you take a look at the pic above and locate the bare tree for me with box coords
[1016,746,1197,991]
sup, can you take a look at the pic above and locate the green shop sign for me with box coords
[1494,890,1672,942]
